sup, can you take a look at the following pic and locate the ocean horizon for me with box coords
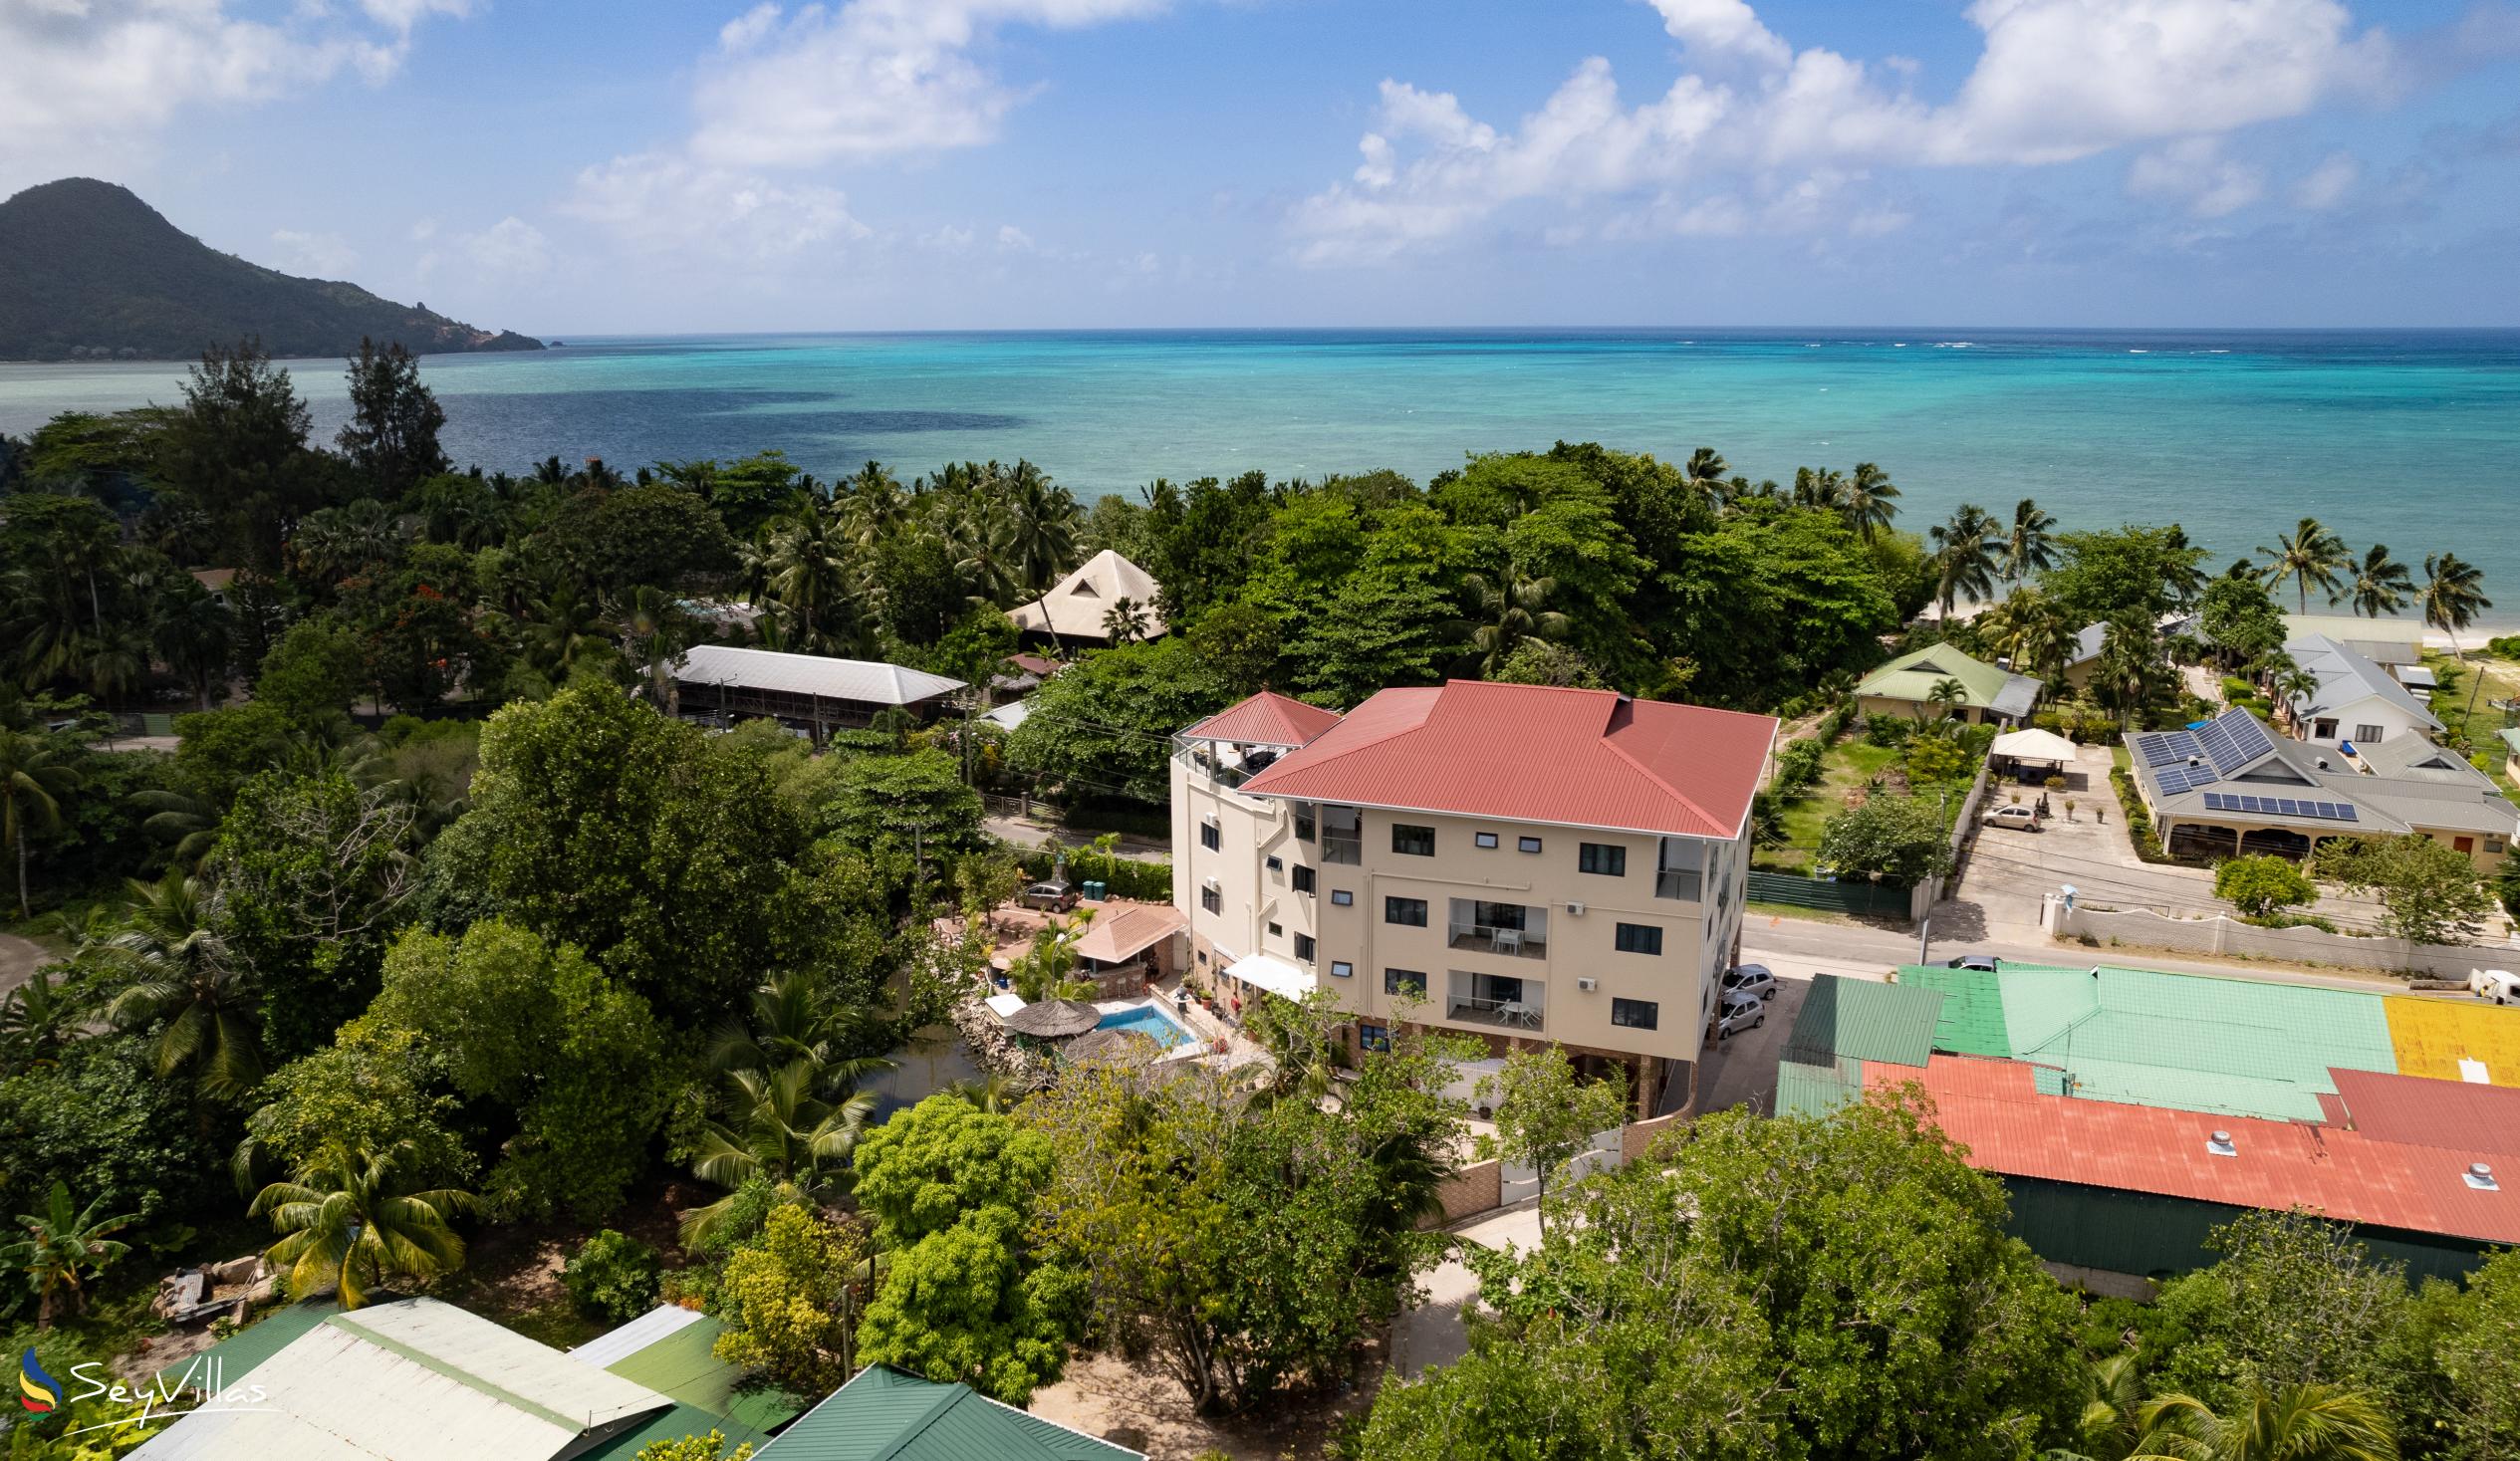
[8,326,2518,631]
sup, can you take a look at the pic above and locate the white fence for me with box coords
[2045,894,2519,979]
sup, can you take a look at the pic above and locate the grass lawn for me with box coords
[1758,732,1976,873]
[2425,650,2520,798]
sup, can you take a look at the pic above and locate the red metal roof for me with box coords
[2327,1068,2520,1160]
[1186,691,1345,749]
[1871,1055,2520,1245]
[1236,680,1777,839]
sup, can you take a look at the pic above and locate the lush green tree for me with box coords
[853,1095,1077,1403]
[166,703,296,808]
[337,339,448,498]
[1006,636,1230,804]
[868,529,969,648]
[2411,1247,2520,1459]
[0,723,83,917]
[1492,638,1608,688]
[2259,517,2352,616]
[1,1181,136,1328]
[2045,526,2213,625]
[670,449,807,540]
[633,1432,754,1461]
[810,748,983,865]
[1473,1046,1628,1240]
[234,1023,474,1192]
[99,869,264,1101]
[2198,574,2286,671]
[1655,507,1899,708]
[1136,472,1279,620]
[1286,572,1463,707]
[2318,835,2495,945]
[156,340,327,574]
[2095,610,2172,731]
[249,1140,479,1308]
[2213,855,2317,920]
[210,770,414,1058]
[710,1203,868,1396]
[562,1229,664,1324]
[2152,1210,2424,1415]
[370,920,672,1219]
[543,482,739,596]
[1817,795,1954,883]
[0,1034,217,1230]
[254,618,369,722]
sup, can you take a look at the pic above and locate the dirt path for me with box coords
[0,930,59,997]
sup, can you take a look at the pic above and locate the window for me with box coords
[1200,884,1220,914]
[1293,864,1316,893]
[2354,724,2386,743]
[1199,820,1220,852]
[2490,838,2509,854]
[1384,968,1427,997]
[1611,998,1659,1030]
[1392,823,1435,856]
[1330,960,1354,979]
[1295,933,1316,962]
[1331,889,1354,907]
[1294,803,1316,841]
[1265,854,1283,875]
[1359,1022,1390,1053]
[1579,842,1628,876]
[1517,836,1543,853]
[1615,922,1664,956]
[1475,832,1500,849]
[2313,719,2338,739]
[1267,921,1283,937]
[1385,896,1428,927]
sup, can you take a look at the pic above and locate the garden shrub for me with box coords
[1863,713,1910,748]
[563,1229,665,1324]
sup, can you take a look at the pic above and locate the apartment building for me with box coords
[1170,681,1778,1115]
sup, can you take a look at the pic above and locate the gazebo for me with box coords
[1988,727,2078,784]
[1001,998,1103,1039]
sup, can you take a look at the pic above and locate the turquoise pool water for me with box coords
[1097,1002,1194,1051]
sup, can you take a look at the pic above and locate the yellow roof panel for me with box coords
[2385,996,2520,1088]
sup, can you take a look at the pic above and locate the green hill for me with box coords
[0,177,545,362]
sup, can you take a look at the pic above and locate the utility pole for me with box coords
[1916,915,1931,967]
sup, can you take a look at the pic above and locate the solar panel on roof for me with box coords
[2196,714,2275,775]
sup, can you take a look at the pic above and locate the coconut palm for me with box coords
[615,586,698,705]
[707,971,895,1097]
[0,726,82,919]
[1792,466,1844,511]
[2,1181,137,1328]
[1928,504,2002,621]
[2128,1382,2395,1461]
[2345,544,2413,619]
[1922,676,1970,723]
[945,1072,1033,1114]
[2003,497,2058,583]
[682,1061,882,1246]
[2420,551,2493,723]
[2096,612,2167,732]
[1466,569,1570,677]
[2257,517,2350,615]
[837,460,909,548]
[249,1141,478,1309]
[519,584,622,684]
[1102,596,1151,645]
[1840,462,1901,541]
[755,508,866,655]
[1979,588,2072,681]
[100,869,265,1101]
[2074,1353,2146,1461]
[1003,462,1082,630]
[1681,447,1730,505]
[151,579,236,710]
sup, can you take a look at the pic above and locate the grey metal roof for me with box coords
[2283,633,2442,730]
[2130,708,2516,840]
[2064,622,2107,668]
[568,1304,706,1370]
[671,645,965,706]
[1988,672,2042,720]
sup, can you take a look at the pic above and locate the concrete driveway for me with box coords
[1387,1202,1547,1377]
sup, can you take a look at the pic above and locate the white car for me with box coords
[2475,968,2520,1006]
[1982,804,2042,831]
[1715,992,1766,1040]
[1721,964,1779,1001]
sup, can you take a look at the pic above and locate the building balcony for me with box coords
[1446,924,1549,959]
[1319,833,1363,865]
[1654,867,1701,901]
[1446,972,1545,1031]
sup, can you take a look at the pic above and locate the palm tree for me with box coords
[249,1141,478,1309]
[754,508,864,654]
[2420,551,2493,724]
[2,1181,136,1328]
[1840,462,1901,541]
[2345,544,2413,619]
[0,966,82,1074]
[2257,517,2350,614]
[152,580,235,711]
[0,726,81,919]
[615,586,698,705]
[519,585,622,684]
[2002,497,2058,583]
[682,1061,882,1246]
[1466,569,1569,677]
[100,870,264,1101]
[1792,466,1843,511]
[2129,1382,2395,1461]
[2074,1353,2146,1461]
[2097,612,2165,733]
[1922,676,1970,722]
[945,1072,1032,1114]
[1681,447,1729,506]
[1102,596,1151,645]
[1978,588,2071,681]
[1928,504,2002,621]
[1003,462,1082,630]
[707,972,894,1096]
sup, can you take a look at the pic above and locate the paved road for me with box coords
[982,815,1169,863]
[1735,909,2412,995]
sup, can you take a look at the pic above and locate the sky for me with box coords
[5,0,2519,334]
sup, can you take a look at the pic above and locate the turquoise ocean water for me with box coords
[5,328,2517,622]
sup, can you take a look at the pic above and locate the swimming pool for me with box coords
[1095,1002,1195,1051]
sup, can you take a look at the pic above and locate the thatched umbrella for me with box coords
[1063,1028,1161,1067]
[1003,999,1102,1039]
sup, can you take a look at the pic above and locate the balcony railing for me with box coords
[1320,833,1363,865]
[1446,993,1545,1031]
[1655,868,1701,901]
[1447,922,1548,959]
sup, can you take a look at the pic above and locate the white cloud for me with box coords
[0,0,468,170]
[267,227,358,276]
[2290,149,2361,208]
[2126,135,2267,217]
[559,152,869,262]
[688,0,1170,168]
[1291,0,2397,261]
[995,224,1035,251]
[459,216,553,276]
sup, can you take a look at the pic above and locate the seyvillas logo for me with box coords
[18,1348,61,1413]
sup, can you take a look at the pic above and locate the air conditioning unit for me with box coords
[1576,976,1599,993]
[1564,899,1587,915]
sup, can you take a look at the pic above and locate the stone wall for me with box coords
[1424,1159,1503,1228]
[1621,1110,1686,1164]
[2046,895,2517,979]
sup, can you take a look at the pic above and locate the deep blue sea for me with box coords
[6,328,2517,621]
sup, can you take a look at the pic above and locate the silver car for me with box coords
[1721,964,1779,1001]
[1715,992,1766,1040]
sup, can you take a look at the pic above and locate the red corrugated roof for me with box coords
[2328,1068,2520,1160]
[1871,1055,2520,1245]
[1236,680,1777,839]
[1186,691,1345,749]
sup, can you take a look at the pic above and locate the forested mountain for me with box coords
[0,178,543,362]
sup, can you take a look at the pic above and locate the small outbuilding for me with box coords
[669,644,965,742]
[1007,550,1166,646]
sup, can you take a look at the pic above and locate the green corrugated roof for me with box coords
[1784,975,1944,1068]
[1775,1057,1866,1119]
[179,1299,336,1387]
[604,1311,805,1433]
[761,1365,1141,1461]
[579,1401,772,1461]
[1854,644,2013,707]
[1894,965,2014,1057]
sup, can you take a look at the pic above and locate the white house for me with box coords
[2282,632,2442,749]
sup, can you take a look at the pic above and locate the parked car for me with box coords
[1982,804,2042,831]
[2474,968,2520,1006]
[1715,991,1767,1040]
[1721,964,1779,1001]
[1020,879,1079,912]
[1945,954,1999,973]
